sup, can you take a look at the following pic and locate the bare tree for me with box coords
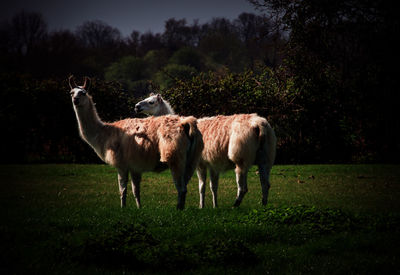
[76,20,122,49]
[138,31,164,54]
[127,30,140,55]
[162,18,199,50]
[9,10,48,55]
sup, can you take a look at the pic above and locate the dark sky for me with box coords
[1,0,259,36]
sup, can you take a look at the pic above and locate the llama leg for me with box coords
[171,169,187,210]
[233,166,248,207]
[197,166,207,209]
[117,169,129,208]
[180,179,188,210]
[175,176,187,210]
[130,171,142,208]
[258,164,271,206]
[209,168,219,208]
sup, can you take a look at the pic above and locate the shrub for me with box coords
[169,47,205,71]
[154,63,197,90]
[105,56,149,91]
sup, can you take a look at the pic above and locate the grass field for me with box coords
[0,164,399,274]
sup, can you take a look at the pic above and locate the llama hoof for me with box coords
[262,198,268,206]
[233,201,241,207]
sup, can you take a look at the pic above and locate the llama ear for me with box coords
[157,94,162,102]
[83,77,91,90]
[68,75,77,89]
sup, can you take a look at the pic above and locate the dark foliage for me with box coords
[0,74,137,163]
[248,0,400,162]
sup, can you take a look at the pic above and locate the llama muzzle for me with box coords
[134,105,142,113]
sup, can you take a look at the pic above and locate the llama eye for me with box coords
[149,101,154,105]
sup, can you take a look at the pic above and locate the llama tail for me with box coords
[180,116,204,182]
[264,124,277,167]
[251,115,276,167]
[180,116,198,139]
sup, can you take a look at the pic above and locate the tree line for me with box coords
[0,10,282,84]
[0,0,398,164]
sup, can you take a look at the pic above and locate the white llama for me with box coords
[135,94,276,208]
[69,77,203,209]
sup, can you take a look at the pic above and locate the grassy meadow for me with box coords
[0,164,399,274]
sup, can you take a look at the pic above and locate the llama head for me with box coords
[69,76,91,107]
[134,93,163,115]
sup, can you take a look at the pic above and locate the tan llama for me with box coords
[69,77,203,209]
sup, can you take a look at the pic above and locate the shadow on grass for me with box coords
[66,221,257,271]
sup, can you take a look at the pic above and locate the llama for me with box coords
[69,77,203,209]
[135,94,277,208]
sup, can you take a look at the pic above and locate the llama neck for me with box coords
[74,98,105,146]
[158,101,175,115]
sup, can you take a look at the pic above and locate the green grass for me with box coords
[0,164,399,274]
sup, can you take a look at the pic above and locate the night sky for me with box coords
[1,0,259,36]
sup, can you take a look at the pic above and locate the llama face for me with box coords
[70,87,89,107]
[134,95,160,115]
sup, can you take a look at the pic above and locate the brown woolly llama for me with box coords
[135,94,276,208]
[69,77,203,209]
